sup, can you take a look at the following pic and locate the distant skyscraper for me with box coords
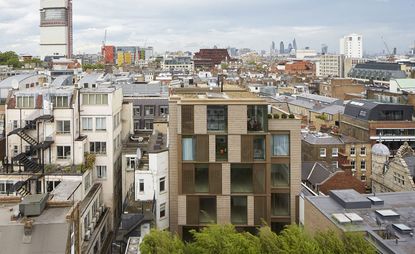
[288,43,293,53]
[339,33,363,58]
[321,44,328,55]
[293,38,297,51]
[40,0,73,60]
[280,41,285,54]
[271,41,276,55]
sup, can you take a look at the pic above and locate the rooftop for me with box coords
[306,190,415,254]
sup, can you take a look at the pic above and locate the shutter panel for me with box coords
[209,164,222,194]
[241,136,253,162]
[253,164,265,194]
[254,196,267,225]
[186,196,199,225]
[196,135,209,162]
[182,105,194,134]
[182,164,195,194]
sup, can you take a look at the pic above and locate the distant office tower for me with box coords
[288,43,293,53]
[293,38,297,51]
[321,44,328,55]
[280,41,285,54]
[40,0,73,60]
[271,41,275,55]
[339,33,363,58]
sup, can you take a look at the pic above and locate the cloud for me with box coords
[0,0,414,55]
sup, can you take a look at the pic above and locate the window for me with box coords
[82,94,108,105]
[113,112,121,129]
[195,165,209,193]
[133,106,141,116]
[332,161,339,168]
[52,96,69,108]
[144,106,155,116]
[139,179,144,192]
[350,147,356,156]
[271,164,289,188]
[215,136,227,161]
[84,172,91,192]
[82,117,93,131]
[182,137,195,161]
[207,105,227,131]
[96,166,107,179]
[160,106,168,115]
[247,105,267,131]
[199,197,216,224]
[57,146,71,159]
[360,147,366,156]
[13,145,19,156]
[361,175,366,181]
[332,148,338,157]
[231,164,253,193]
[144,120,153,130]
[96,117,106,131]
[159,177,166,192]
[127,157,136,170]
[231,196,247,225]
[272,134,289,156]
[160,203,166,218]
[56,120,70,134]
[134,120,140,131]
[271,193,290,216]
[319,148,326,157]
[13,120,18,130]
[351,160,356,170]
[90,142,106,154]
[361,160,366,171]
[16,96,34,108]
[249,137,264,161]
[0,181,14,194]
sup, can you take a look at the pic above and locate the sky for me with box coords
[0,0,415,56]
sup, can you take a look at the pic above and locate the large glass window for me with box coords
[82,117,93,131]
[96,166,107,179]
[272,134,289,156]
[247,105,267,132]
[133,106,141,116]
[271,164,290,188]
[96,117,106,131]
[182,137,196,161]
[195,165,209,193]
[271,193,290,216]
[57,146,71,159]
[90,142,106,155]
[231,164,253,193]
[253,136,265,160]
[207,106,227,131]
[144,106,155,116]
[16,96,34,108]
[56,120,70,134]
[215,136,227,161]
[199,197,216,224]
[231,196,247,225]
[82,94,108,105]
[52,96,69,108]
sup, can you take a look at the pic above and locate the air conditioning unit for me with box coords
[84,230,91,241]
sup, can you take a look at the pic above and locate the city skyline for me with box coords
[0,0,415,55]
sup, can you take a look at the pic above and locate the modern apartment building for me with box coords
[168,85,301,237]
[316,54,345,78]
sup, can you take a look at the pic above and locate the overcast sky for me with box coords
[0,0,415,56]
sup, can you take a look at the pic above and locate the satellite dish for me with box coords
[136,148,142,160]
[11,79,19,90]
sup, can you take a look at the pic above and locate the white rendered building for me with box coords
[340,33,363,59]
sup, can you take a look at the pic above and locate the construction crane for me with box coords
[381,36,395,62]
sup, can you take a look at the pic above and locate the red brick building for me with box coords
[285,61,315,75]
[193,49,231,69]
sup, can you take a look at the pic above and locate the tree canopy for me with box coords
[0,51,21,68]
[140,224,376,254]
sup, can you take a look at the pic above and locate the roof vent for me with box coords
[376,210,400,219]
[332,213,351,224]
[367,196,384,205]
[344,213,364,223]
[19,193,49,217]
[393,224,413,234]
[329,189,371,209]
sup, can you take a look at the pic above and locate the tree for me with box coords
[82,63,104,71]
[276,225,323,254]
[187,224,260,254]
[314,230,346,254]
[140,229,185,254]
[0,51,21,68]
[344,232,376,254]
